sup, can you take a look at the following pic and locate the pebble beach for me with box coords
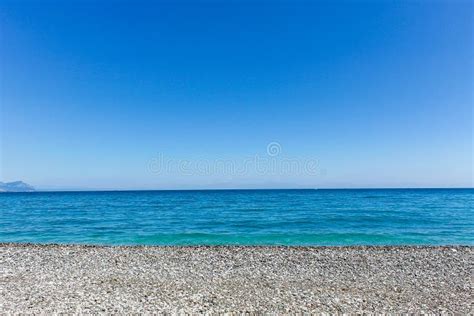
[0,244,472,313]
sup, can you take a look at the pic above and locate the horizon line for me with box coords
[4,187,473,193]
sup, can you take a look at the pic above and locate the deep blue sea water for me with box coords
[0,189,472,245]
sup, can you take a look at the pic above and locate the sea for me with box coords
[0,189,472,246]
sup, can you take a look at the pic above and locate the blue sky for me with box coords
[1,0,472,190]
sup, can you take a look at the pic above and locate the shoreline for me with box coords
[1,242,473,249]
[1,244,472,313]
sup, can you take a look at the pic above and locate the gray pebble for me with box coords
[0,243,472,313]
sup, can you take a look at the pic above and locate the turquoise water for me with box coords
[0,189,472,245]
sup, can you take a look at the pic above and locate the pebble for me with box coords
[0,244,472,313]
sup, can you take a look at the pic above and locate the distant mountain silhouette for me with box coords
[0,181,35,192]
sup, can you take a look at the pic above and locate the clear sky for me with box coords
[1,0,472,190]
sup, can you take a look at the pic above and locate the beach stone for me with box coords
[0,244,472,313]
